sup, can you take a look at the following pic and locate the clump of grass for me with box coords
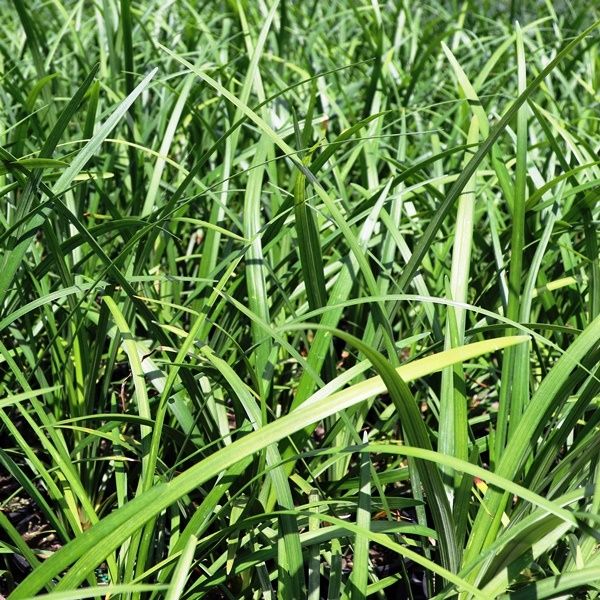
[1,1,599,598]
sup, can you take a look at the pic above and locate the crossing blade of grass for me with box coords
[0,385,61,409]
[361,445,578,530]
[1,400,118,584]
[0,412,80,534]
[563,460,600,576]
[2,400,99,536]
[261,110,387,247]
[302,335,529,411]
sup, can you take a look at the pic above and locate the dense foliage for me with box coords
[1,1,599,598]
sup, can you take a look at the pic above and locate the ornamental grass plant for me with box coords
[0,1,599,598]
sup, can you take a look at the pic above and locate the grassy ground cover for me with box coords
[0,0,599,597]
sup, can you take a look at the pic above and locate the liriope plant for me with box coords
[0,1,599,598]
